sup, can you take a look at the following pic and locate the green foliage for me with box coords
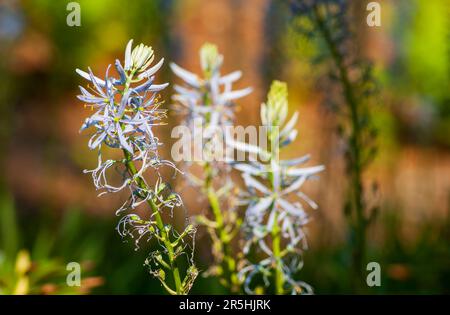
[404,0,449,103]
[0,192,100,294]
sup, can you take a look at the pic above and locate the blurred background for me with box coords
[0,0,448,294]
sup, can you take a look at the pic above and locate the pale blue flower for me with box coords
[171,43,252,133]
[76,40,180,215]
[77,40,197,294]
[230,80,323,295]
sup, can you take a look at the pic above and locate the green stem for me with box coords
[271,209,284,295]
[200,81,239,292]
[312,5,366,286]
[267,138,284,294]
[204,162,239,292]
[121,72,182,294]
[122,149,183,294]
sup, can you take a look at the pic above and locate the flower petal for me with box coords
[124,39,133,70]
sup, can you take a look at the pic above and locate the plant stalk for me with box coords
[122,72,182,294]
[204,162,239,292]
[123,149,183,294]
[271,210,284,294]
[312,4,366,287]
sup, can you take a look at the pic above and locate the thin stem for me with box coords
[268,142,284,295]
[312,4,366,287]
[121,72,182,295]
[199,80,239,292]
[271,210,284,295]
[203,162,239,292]
[122,149,183,294]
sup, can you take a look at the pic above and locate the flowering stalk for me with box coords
[291,0,379,289]
[171,43,252,292]
[231,81,324,294]
[76,40,197,295]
